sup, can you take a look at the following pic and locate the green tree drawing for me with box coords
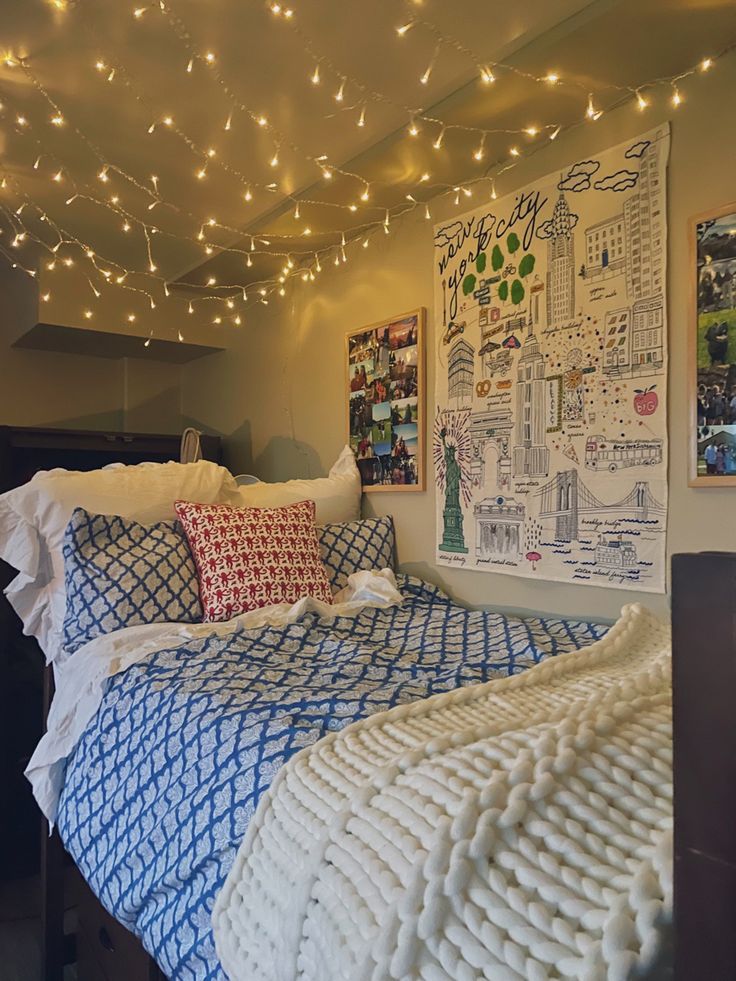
[498,280,509,302]
[463,274,477,295]
[491,244,504,272]
[476,252,487,274]
[507,232,520,254]
[518,253,535,279]
[511,278,525,306]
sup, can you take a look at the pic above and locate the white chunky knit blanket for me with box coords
[213,603,672,981]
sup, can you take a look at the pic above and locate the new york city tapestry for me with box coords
[433,126,669,592]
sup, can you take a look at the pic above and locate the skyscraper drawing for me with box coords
[448,338,475,402]
[624,140,664,301]
[546,190,576,329]
[512,333,550,477]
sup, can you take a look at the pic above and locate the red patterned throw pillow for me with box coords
[174,498,332,622]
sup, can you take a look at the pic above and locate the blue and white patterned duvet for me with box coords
[56,576,606,979]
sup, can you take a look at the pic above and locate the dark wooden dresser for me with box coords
[671,552,736,981]
[0,426,220,981]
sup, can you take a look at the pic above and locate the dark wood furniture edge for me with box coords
[671,551,736,981]
[40,665,67,981]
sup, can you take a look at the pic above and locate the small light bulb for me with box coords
[257,115,268,127]
[408,120,419,137]
[636,91,648,111]
[270,152,279,167]
[311,64,320,85]
[671,87,682,107]
[396,23,412,36]
[322,168,333,180]
[162,115,173,126]
[244,187,253,202]
[207,276,217,285]
[480,67,495,84]
[509,146,520,157]
[357,106,366,128]
[360,186,370,201]
[335,79,346,102]
[127,313,136,322]
[133,7,145,19]
[50,114,64,126]
[84,309,93,319]
[419,172,430,182]
[52,171,63,182]
[420,64,432,85]
[205,52,216,64]
[303,227,312,235]
[701,57,713,72]
[545,72,559,84]
[525,126,538,137]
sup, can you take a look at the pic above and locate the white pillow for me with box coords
[0,460,237,663]
[225,446,362,525]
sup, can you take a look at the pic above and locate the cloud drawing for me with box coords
[557,159,600,192]
[625,139,651,159]
[593,169,639,192]
[536,212,579,240]
[434,222,465,249]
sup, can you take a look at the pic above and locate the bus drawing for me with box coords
[585,436,663,472]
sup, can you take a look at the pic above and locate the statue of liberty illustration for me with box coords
[434,410,471,554]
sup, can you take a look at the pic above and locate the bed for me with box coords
[3,454,719,980]
[30,572,605,979]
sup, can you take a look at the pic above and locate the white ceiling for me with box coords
[1,0,735,323]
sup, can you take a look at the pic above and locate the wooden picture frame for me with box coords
[346,307,426,492]
[689,203,736,486]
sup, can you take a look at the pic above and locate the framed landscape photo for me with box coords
[346,308,425,492]
[690,204,736,486]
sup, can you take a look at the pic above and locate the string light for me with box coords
[3,13,733,332]
[671,86,683,107]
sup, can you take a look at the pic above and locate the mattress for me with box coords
[28,573,605,979]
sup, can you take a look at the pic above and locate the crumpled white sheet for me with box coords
[26,568,403,826]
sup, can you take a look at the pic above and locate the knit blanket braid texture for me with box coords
[212,604,672,981]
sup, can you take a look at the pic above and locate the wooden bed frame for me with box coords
[39,551,735,980]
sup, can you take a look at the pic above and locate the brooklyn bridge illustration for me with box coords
[535,469,664,541]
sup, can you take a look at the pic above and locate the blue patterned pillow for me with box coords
[318,516,395,593]
[63,508,202,653]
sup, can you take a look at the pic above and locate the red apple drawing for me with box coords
[633,385,658,416]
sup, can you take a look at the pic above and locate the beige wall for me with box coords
[0,267,184,433]
[182,52,736,621]
[0,344,185,433]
